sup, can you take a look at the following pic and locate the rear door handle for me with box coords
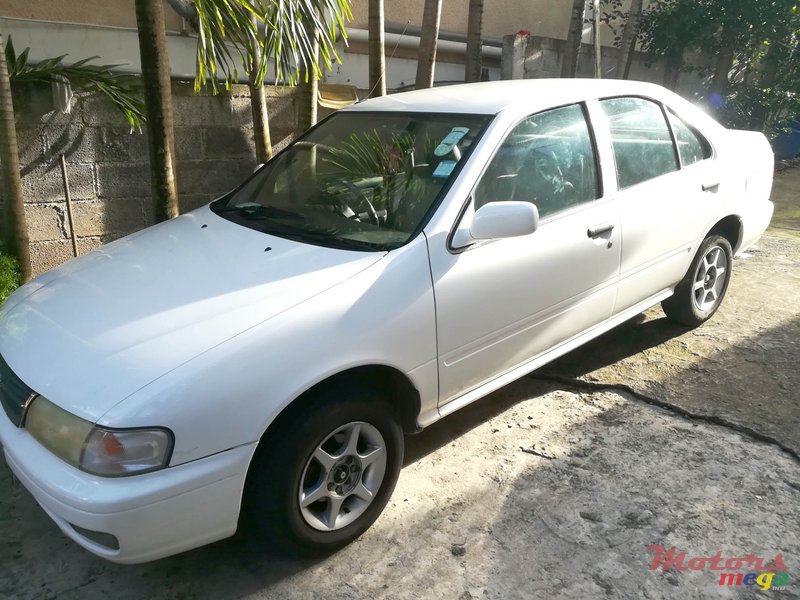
[587,223,615,238]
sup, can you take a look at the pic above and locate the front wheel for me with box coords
[244,387,403,554]
[661,235,733,327]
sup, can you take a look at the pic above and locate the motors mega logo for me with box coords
[648,545,789,590]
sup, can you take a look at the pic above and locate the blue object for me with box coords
[773,120,800,160]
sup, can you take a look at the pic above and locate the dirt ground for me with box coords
[2,169,799,600]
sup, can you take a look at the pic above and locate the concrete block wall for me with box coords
[501,34,708,98]
[6,81,301,275]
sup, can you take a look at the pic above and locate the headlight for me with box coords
[24,396,173,477]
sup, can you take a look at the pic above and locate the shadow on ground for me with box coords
[2,304,799,599]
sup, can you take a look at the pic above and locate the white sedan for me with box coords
[0,79,773,563]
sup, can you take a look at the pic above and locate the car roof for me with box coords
[343,79,677,116]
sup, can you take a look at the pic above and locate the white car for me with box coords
[0,80,773,563]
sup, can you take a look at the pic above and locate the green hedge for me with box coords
[0,252,21,303]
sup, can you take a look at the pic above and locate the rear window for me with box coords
[667,110,712,167]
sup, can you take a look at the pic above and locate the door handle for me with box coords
[587,223,615,238]
[701,180,720,191]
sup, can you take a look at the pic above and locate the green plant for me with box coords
[4,35,144,130]
[0,251,20,303]
[638,0,800,135]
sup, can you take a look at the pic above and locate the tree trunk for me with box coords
[561,0,587,78]
[249,18,273,163]
[616,0,642,79]
[368,0,386,97]
[711,30,735,96]
[416,0,443,89]
[299,34,320,131]
[0,33,32,281]
[752,32,789,129]
[592,0,601,78]
[465,0,484,83]
[663,58,680,91]
[135,0,179,221]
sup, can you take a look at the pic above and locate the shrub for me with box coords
[0,251,21,303]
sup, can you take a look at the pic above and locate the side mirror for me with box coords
[452,201,539,248]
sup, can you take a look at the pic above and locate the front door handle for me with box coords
[702,180,720,191]
[587,223,615,238]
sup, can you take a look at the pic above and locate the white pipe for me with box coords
[346,28,502,60]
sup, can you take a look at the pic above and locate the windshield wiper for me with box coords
[257,224,386,252]
[215,203,302,220]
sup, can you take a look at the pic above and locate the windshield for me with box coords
[211,112,490,251]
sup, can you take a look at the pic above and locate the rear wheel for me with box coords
[662,235,732,327]
[244,386,403,554]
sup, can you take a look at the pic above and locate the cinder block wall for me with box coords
[7,81,301,276]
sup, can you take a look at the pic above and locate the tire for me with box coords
[661,235,733,327]
[243,385,404,555]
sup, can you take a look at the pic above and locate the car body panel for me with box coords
[97,234,437,466]
[432,199,621,404]
[0,205,384,422]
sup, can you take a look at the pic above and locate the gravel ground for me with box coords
[1,169,798,599]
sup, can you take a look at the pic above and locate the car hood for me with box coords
[0,206,384,421]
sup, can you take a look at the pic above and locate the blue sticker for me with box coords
[433,160,457,178]
[434,127,470,157]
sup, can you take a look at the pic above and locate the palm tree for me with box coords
[0,33,30,282]
[1,36,144,282]
[368,0,386,97]
[561,0,588,77]
[167,0,351,158]
[416,0,442,89]
[135,0,180,222]
[464,0,484,83]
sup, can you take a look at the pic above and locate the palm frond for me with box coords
[263,0,352,86]
[190,0,352,91]
[5,36,144,131]
[192,0,261,92]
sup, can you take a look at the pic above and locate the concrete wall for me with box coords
[2,0,185,33]
[4,0,573,42]
[8,81,301,275]
[501,34,708,98]
[348,0,572,41]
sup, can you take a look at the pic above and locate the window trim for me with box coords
[664,107,714,169]
[598,94,682,191]
[447,101,604,254]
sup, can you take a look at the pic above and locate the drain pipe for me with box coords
[59,155,79,257]
[345,28,502,60]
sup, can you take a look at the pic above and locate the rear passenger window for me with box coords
[475,103,598,219]
[601,97,678,189]
[667,111,712,167]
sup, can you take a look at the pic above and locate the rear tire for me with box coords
[662,235,732,327]
[243,385,403,555]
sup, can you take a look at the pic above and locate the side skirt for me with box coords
[417,288,673,428]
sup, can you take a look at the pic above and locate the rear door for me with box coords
[598,97,720,313]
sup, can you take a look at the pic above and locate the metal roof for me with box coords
[343,79,678,116]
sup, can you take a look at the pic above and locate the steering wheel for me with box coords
[333,180,380,226]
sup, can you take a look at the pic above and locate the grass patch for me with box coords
[0,251,21,303]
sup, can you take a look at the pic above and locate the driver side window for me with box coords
[474,104,599,219]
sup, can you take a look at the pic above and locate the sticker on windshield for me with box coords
[432,160,457,178]
[434,127,470,157]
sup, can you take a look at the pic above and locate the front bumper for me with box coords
[0,411,257,564]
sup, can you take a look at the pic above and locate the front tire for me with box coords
[244,386,403,554]
[662,235,732,327]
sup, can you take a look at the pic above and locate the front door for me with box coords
[428,103,621,405]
